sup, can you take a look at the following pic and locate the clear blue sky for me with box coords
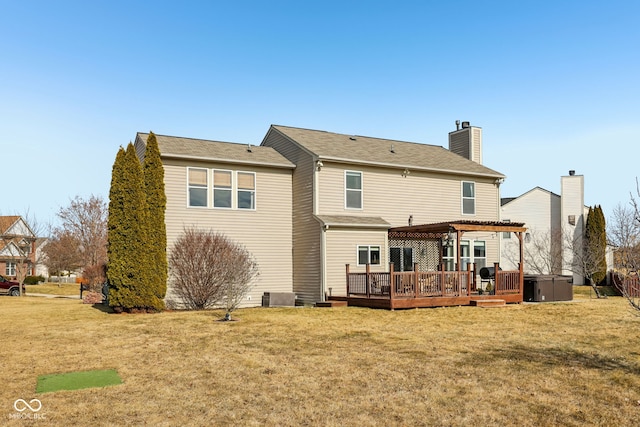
[2,1,639,228]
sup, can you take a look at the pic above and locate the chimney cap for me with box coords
[569,170,575,176]
[461,121,470,129]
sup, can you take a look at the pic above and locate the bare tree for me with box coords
[56,195,108,290]
[503,227,563,274]
[168,228,258,316]
[608,184,640,310]
[41,230,83,284]
[564,227,608,298]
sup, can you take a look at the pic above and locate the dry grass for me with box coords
[25,283,81,296]
[2,288,640,426]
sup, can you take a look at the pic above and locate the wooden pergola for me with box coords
[389,219,527,274]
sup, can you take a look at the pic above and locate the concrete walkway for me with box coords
[25,293,81,299]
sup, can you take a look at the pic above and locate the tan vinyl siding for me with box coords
[134,134,146,162]
[317,162,500,227]
[325,229,388,295]
[472,127,482,164]
[262,129,321,303]
[163,158,293,307]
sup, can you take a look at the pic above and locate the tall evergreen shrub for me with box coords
[107,143,162,311]
[143,132,167,308]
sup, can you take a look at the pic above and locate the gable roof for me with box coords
[501,186,560,206]
[264,125,505,179]
[0,216,20,234]
[136,133,295,169]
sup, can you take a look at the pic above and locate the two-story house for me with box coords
[135,122,526,308]
[0,216,37,281]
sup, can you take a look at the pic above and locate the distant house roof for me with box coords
[0,216,20,234]
[501,186,560,206]
[136,133,295,169]
[264,125,505,179]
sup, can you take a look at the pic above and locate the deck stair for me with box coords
[470,299,506,308]
[315,300,348,308]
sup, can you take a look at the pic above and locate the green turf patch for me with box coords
[37,369,122,393]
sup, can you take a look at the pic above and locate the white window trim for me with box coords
[461,181,476,216]
[357,245,381,266]
[6,261,16,276]
[443,239,485,271]
[345,170,363,210]
[187,167,209,208]
[236,171,257,211]
[213,168,234,209]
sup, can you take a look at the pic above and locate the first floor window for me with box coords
[358,245,380,266]
[188,168,208,207]
[442,240,485,271]
[6,262,16,276]
[390,247,414,272]
[473,241,486,270]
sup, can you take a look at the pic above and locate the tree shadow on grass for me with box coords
[477,343,640,376]
[90,303,115,314]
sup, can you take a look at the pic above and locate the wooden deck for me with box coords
[334,264,523,310]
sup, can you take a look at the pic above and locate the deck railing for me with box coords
[346,263,475,299]
[495,269,521,295]
[346,262,522,300]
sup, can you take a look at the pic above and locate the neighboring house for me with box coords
[0,216,37,281]
[135,121,513,307]
[500,171,589,284]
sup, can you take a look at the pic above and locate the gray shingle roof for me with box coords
[137,133,295,169]
[267,125,504,178]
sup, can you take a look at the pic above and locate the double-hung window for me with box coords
[188,168,208,207]
[345,171,362,209]
[462,181,475,215]
[213,170,233,208]
[237,172,256,210]
[6,262,16,276]
[357,245,380,266]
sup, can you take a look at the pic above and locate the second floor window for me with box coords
[188,168,208,207]
[462,181,475,215]
[213,170,232,208]
[237,172,256,210]
[345,171,362,209]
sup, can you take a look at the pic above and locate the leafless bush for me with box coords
[168,228,258,312]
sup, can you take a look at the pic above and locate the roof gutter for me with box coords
[316,156,505,180]
[160,153,296,169]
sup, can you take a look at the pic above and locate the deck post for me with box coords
[389,262,395,301]
[345,264,350,295]
[414,262,419,298]
[467,263,473,296]
[366,263,371,298]
[439,263,445,296]
[494,262,500,295]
